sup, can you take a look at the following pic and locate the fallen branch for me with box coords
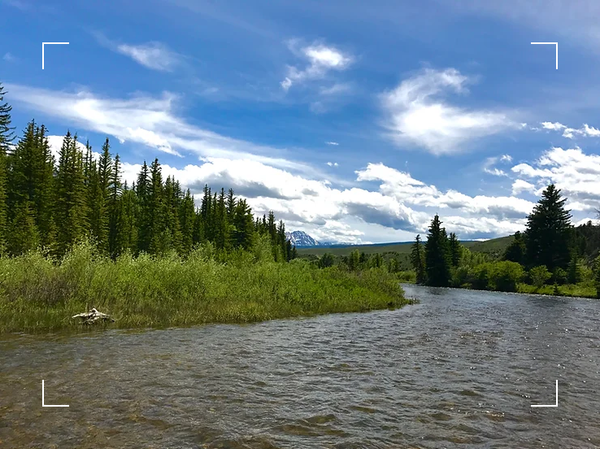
[71,308,115,325]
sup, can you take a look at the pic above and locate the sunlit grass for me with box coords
[0,241,408,333]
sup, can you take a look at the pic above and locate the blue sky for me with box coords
[2,0,600,243]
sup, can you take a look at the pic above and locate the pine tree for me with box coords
[84,141,108,252]
[448,232,460,267]
[0,84,14,253]
[503,231,526,264]
[55,132,88,255]
[425,215,451,287]
[148,158,168,254]
[7,201,39,255]
[410,234,426,284]
[135,161,151,252]
[524,184,572,271]
[232,198,254,250]
[108,153,123,257]
[179,189,196,254]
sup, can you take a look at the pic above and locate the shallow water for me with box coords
[1,285,600,448]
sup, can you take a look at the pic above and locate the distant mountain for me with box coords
[285,231,321,247]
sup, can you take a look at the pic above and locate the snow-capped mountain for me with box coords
[285,231,321,247]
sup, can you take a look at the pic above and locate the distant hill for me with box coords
[297,235,515,257]
[285,230,320,247]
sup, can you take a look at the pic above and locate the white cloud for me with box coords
[115,42,181,72]
[511,146,600,211]
[325,141,339,146]
[326,162,339,167]
[482,154,513,176]
[94,33,182,72]
[281,41,353,91]
[541,121,566,131]
[381,68,516,155]
[5,83,310,171]
[2,52,15,62]
[539,121,600,139]
[511,179,536,196]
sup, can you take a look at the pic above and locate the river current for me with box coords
[1,284,600,448]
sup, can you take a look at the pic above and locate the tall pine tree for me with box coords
[524,184,572,271]
[424,215,451,287]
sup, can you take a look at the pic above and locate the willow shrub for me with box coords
[0,240,408,333]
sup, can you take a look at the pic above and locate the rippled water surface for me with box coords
[2,285,600,448]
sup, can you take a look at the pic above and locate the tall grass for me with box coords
[0,241,408,333]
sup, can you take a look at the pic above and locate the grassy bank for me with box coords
[0,242,408,333]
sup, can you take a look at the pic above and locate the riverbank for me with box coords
[404,279,598,299]
[0,242,408,333]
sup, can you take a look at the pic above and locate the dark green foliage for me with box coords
[448,232,460,267]
[55,132,88,256]
[318,252,335,268]
[503,230,526,264]
[0,91,297,266]
[567,256,582,284]
[410,234,426,284]
[0,84,14,253]
[524,184,572,271]
[424,215,451,287]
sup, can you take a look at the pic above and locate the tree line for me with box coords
[0,84,296,260]
[411,184,600,295]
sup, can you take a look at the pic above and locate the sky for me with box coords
[2,0,600,244]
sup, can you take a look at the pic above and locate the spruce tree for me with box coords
[0,83,14,253]
[503,230,526,264]
[425,215,451,287]
[410,234,426,284]
[55,132,88,255]
[233,198,254,250]
[448,232,461,267]
[7,201,39,255]
[524,184,572,271]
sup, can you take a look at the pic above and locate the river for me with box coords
[1,285,600,448]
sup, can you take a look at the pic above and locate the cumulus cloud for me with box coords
[511,179,536,196]
[281,40,353,91]
[325,141,339,146]
[512,146,600,211]
[539,121,600,139]
[326,162,339,167]
[381,68,516,155]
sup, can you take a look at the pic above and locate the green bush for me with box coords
[529,265,552,289]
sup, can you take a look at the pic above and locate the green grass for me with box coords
[516,282,597,298]
[297,235,515,258]
[0,241,409,334]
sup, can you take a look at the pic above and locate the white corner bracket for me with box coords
[531,379,558,408]
[531,42,558,70]
[42,380,69,407]
[41,42,69,70]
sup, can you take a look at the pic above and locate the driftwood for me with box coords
[72,308,115,325]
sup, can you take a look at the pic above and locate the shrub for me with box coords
[318,253,335,269]
[489,261,524,292]
[529,265,552,289]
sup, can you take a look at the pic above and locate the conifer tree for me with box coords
[503,230,526,264]
[410,234,426,284]
[148,158,168,254]
[524,184,572,271]
[7,201,38,255]
[179,189,196,254]
[424,215,451,287]
[135,161,151,252]
[448,232,461,267]
[0,84,14,253]
[232,198,254,250]
[55,132,88,255]
[108,153,123,257]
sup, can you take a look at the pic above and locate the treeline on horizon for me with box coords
[0,85,295,261]
[410,184,600,297]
